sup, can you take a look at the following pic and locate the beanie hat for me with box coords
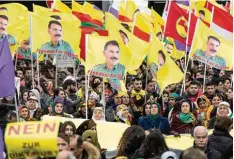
[52,97,64,112]
[169,93,179,99]
[89,92,100,101]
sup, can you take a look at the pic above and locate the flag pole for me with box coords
[102,78,106,118]
[203,64,207,93]
[55,59,58,88]
[162,0,171,40]
[14,94,20,122]
[29,15,34,89]
[85,74,90,119]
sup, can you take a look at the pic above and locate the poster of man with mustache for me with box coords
[193,35,226,70]
[0,14,17,46]
[38,19,74,64]
[88,40,125,90]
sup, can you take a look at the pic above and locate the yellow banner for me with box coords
[194,2,211,24]
[190,20,233,70]
[5,121,60,159]
[31,14,81,60]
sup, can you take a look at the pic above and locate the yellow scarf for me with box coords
[131,89,146,100]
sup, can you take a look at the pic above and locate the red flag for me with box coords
[164,2,189,44]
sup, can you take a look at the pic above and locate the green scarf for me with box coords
[179,112,194,124]
[149,114,160,121]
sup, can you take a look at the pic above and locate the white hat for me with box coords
[218,101,230,107]
[161,151,178,159]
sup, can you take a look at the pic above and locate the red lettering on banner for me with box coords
[24,124,34,134]
[43,123,56,133]
[8,125,20,135]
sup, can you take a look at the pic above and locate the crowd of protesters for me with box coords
[0,39,232,158]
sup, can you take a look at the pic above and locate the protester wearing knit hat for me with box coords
[88,91,100,111]
[208,101,233,129]
[114,104,132,125]
[28,88,41,108]
[171,99,197,134]
[26,96,44,120]
[49,97,73,118]
[139,102,170,134]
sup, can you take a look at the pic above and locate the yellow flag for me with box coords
[105,12,150,69]
[31,14,81,59]
[155,41,183,95]
[53,0,71,13]
[151,9,165,26]
[194,2,212,24]
[33,4,80,25]
[83,2,104,23]
[72,0,85,13]
[0,3,28,25]
[119,0,138,22]
[167,37,185,60]
[190,20,233,70]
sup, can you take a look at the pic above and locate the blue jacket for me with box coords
[139,116,170,134]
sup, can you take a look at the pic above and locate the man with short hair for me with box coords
[221,77,231,91]
[185,80,202,103]
[57,133,70,152]
[203,81,217,101]
[0,15,17,45]
[38,20,74,63]
[193,36,226,69]
[90,40,125,80]
[145,80,155,94]
[16,68,25,87]
[131,78,146,106]
[192,126,221,159]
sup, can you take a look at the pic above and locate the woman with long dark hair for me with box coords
[117,125,146,158]
[132,129,169,159]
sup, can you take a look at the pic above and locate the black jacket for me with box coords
[208,129,233,156]
[179,143,221,159]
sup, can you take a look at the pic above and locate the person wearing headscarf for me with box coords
[163,93,179,118]
[196,95,213,127]
[28,88,41,108]
[170,99,197,134]
[49,97,73,118]
[26,96,44,121]
[88,91,100,111]
[82,130,101,150]
[139,102,170,134]
[19,106,31,121]
[114,104,132,125]
[76,119,97,136]
[208,101,233,129]
[92,107,106,121]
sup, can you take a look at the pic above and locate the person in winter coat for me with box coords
[186,126,222,159]
[114,104,132,125]
[170,99,197,134]
[49,97,73,118]
[26,96,44,120]
[139,102,170,134]
[208,101,233,129]
[208,116,233,157]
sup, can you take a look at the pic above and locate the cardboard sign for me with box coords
[5,121,60,159]
[56,55,75,68]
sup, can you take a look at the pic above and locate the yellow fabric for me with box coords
[151,9,165,26]
[72,0,85,13]
[133,13,153,35]
[189,20,233,70]
[131,89,146,100]
[119,0,138,22]
[83,1,104,23]
[85,34,129,73]
[156,43,184,95]
[31,14,81,60]
[105,12,150,72]
[77,88,84,99]
[53,0,71,13]
[167,37,185,60]
[33,4,80,24]
[0,3,28,25]
[147,34,159,66]
[194,3,212,24]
